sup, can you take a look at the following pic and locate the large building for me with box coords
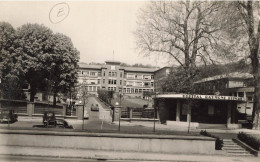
[78,61,158,97]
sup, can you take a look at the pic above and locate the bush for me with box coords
[237,132,260,151]
[200,130,223,150]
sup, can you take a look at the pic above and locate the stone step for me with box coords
[223,147,244,150]
[223,144,239,147]
[227,153,252,156]
[227,150,249,153]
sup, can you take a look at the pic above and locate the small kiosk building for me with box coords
[154,93,246,128]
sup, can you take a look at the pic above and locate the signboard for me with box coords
[154,94,246,102]
[228,81,244,88]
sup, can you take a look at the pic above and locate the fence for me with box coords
[34,102,63,115]
[0,99,27,114]
[120,107,155,119]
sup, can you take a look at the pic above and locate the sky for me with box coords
[0,1,172,67]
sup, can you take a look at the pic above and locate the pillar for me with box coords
[227,102,231,124]
[176,100,180,121]
[129,107,133,121]
[62,104,67,116]
[27,102,34,117]
[113,106,121,121]
[76,104,84,120]
[187,104,191,123]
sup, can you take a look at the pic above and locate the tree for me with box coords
[222,1,260,129]
[135,1,231,81]
[14,23,53,102]
[47,33,80,105]
[97,89,113,105]
[0,22,25,100]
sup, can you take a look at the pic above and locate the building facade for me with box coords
[194,72,254,118]
[154,67,171,93]
[78,61,158,97]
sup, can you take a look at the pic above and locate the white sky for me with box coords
[0,1,172,67]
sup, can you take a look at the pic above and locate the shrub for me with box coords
[200,130,223,150]
[237,132,260,151]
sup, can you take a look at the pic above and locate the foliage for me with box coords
[0,22,26,100]
[0,22,79,103]
[237,132,260,151]
[162,67,199,93]
[14,23,54,101]
[200,130,223,150]
[135,1,233,70]
[218,1,260,129]
[97,89,113,105]
[46,33,80,105]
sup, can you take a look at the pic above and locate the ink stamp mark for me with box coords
[49,2,70,24]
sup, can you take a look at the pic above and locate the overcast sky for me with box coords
[0,1,173,67]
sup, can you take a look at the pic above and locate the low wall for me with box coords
[0,130,215,154]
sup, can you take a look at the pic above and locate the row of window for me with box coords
[79,71,101,77]
[126,74,154,80]
[82,86,100,92]
[123,88,153,93]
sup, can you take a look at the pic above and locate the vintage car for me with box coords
[33,119,73,129]
[0,109,18,123]
[43,111,56,125]
[91,104,99,111]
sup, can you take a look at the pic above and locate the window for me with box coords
[127,74,135,79]
[109,79,117,85]
[98,79,100,84]
[103,71,106,76]
[143,75,151,80]
[144,82,150,87]
[103,79,105,84]
[98,72,101,76]
[90,72,96,76]
[120,80,122,85]
[136,82,142,87]
[120,72,123,78]
[151,75,154,79]
[151,82,154,86]
[136,74,142,79]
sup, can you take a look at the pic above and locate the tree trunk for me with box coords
[29,87,36,102]
[252,84,260,129]
[53,92,57,106]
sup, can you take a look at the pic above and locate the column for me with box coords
[227,102,231,124]
[62,104,67,116]
[176,100,180,121]
[76,104,84,120]
[27,102,34,117]
[129,107,133,121]
[187,104,191,123]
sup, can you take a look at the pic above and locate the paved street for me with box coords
[1,96,260,137]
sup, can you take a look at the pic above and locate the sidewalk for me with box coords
[0,146,259,162]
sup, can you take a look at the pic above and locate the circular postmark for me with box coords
[49,2,70,24]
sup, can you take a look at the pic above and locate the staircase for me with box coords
[223,139,252,156]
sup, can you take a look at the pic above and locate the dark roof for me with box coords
[78,62,158,72]
[195,72,253,84]
[78,63,102,70]
[105,60,121,65]
[124,66,157,73]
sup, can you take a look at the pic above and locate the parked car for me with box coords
[33,119,73,129]
[0,109,18,123]
[43,111,56,125]
[91,104,99,111]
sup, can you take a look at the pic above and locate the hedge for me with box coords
[237,132,260,151]
[200,130,223,150]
